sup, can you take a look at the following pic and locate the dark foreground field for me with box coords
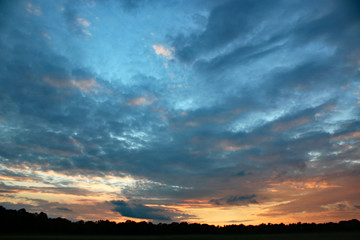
[2,232,360,240]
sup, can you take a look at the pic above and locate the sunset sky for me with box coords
[1,0,360,225]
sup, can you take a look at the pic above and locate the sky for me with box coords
[0,0,360,226]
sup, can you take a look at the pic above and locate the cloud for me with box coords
[235,171,246,177]
[118,0,149,12]
[76,18,91,27]
[111,200,171,221]
[153,44,174,59]
[62,4,92,36]
[218,140,251,152]
[260,176,360,218]
[271,117,311,132]
[330,131,360,142]
[127,96,157,106]
[172,0,278,63]
[56,207,73,212]
[26,3,42,16]
[210,195,258,206]
[71,78,101,94]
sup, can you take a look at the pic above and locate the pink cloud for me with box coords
[331,131,360,142]
[127,96,157,106]
[272,117,311,132]
[153,44,174,59]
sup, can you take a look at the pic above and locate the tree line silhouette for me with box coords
[1,206,359,235]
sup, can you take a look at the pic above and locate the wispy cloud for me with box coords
[26,3,42,16]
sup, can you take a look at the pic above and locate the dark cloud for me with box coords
[0,189,15,193]
[290,0,360,46]
[193,40,282,76]
[56,207,73,212]
[235,171,246,177]
[210,194,258,206]
[111,200,171,221]
[173,0,277,63]
[42,187,95,196]
[118,0,150,12]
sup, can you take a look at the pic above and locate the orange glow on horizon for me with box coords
[1,163,360,226]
